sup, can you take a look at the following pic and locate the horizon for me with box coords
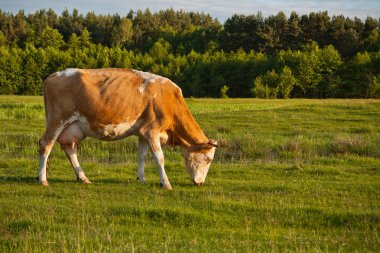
[1,0,379,23]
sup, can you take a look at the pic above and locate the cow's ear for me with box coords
[188,141,213,152]
[187,140,218,152]
[208,139,219,148]
[199,142,210,149]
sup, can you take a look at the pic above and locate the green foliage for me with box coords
[111,17,133,47]
[0,8,378,97]
[259,70,279,98]
[252,77,271,98]
[149,38,171,62]
[219,85,229,98]
[364,30,380,52]
[277,66,296,98]
[38,26,65,48]
[0,47,23,94]
[369,75,380,98]
[252,67,296,98]
[0,31,5,46]
[68,33,80,49]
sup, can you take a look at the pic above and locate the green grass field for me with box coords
[0,96,379,252]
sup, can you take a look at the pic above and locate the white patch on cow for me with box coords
[56,112,138,141]
[159,132,169,145]
[53,112,89,142]
[133,70,163,83]
[56,68,79,77]
[102,122,135,137]
[153,150,166,177]
[138,81,148,94]
[57,111,138,140]
[132,69,179,94]
[38,154,48,182]
[76,112,89,124]
[154,150,164,161]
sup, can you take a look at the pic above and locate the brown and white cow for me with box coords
[38,68,218,189]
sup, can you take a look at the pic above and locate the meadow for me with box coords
[0,96,379,252]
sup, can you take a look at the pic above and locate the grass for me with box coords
[0,96,379,252]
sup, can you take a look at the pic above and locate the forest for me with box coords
[0,8,379,98]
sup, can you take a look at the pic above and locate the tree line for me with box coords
[0,8,379,98]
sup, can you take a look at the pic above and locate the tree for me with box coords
[13,10,29,46]
[68,33,80,49]
[295,42,323,97]
[111,17,133,47]
[363,30,380,52]
[220,85,229,98]
[277,66,296,98]
[149,38,171,62]
[261,12,288,53]
[22,57,42,94]
[57,8,84,41]
[342,52,372,97]
[80,28,91,47]
[222,13,265,52]
[38,26,64,48]
[287,12,303,50]
[252,76,271,98]
[252,70,279,98]
[363,17,379,38]
[318,45,342,97]
[0,47,23,94]
[368,75,380,98]
[0,31,5,46]
[0,8,379,97]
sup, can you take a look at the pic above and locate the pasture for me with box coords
[0,96,379,252]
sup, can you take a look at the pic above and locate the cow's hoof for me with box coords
[162,183,173,190]
[40,180,49,186]
[137,177,146,183]
[82,178,92,184]
[78,177,92,184]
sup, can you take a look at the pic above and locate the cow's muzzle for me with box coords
[192,180,204,186]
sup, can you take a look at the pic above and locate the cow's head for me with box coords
[184,139,218,186]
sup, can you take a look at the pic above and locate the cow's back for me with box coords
[43,68,183,129]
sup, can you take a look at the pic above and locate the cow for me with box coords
[38,68,218,190]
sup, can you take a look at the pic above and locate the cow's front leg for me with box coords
[137,137,149,183]
[153,149,172,190]
[147,134,172,190]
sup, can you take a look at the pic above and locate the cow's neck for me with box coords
[173,109,208,149]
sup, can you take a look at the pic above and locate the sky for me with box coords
[1,0,379,22]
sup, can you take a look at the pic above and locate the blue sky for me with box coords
[1,0,379,22]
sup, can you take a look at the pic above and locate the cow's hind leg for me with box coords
[38,123,65,186]
[58,123,91,184]
[62,143,91,184]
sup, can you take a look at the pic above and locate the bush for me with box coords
[220,85,229,98]
[252,76,271,98]
[369,75,380,98]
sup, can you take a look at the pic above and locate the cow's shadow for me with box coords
[0,176,75,184]
[0,176,138,186]
[0,176,197,189]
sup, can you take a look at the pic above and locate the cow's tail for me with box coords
[42,78,48,125]
[41,75,51,174]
